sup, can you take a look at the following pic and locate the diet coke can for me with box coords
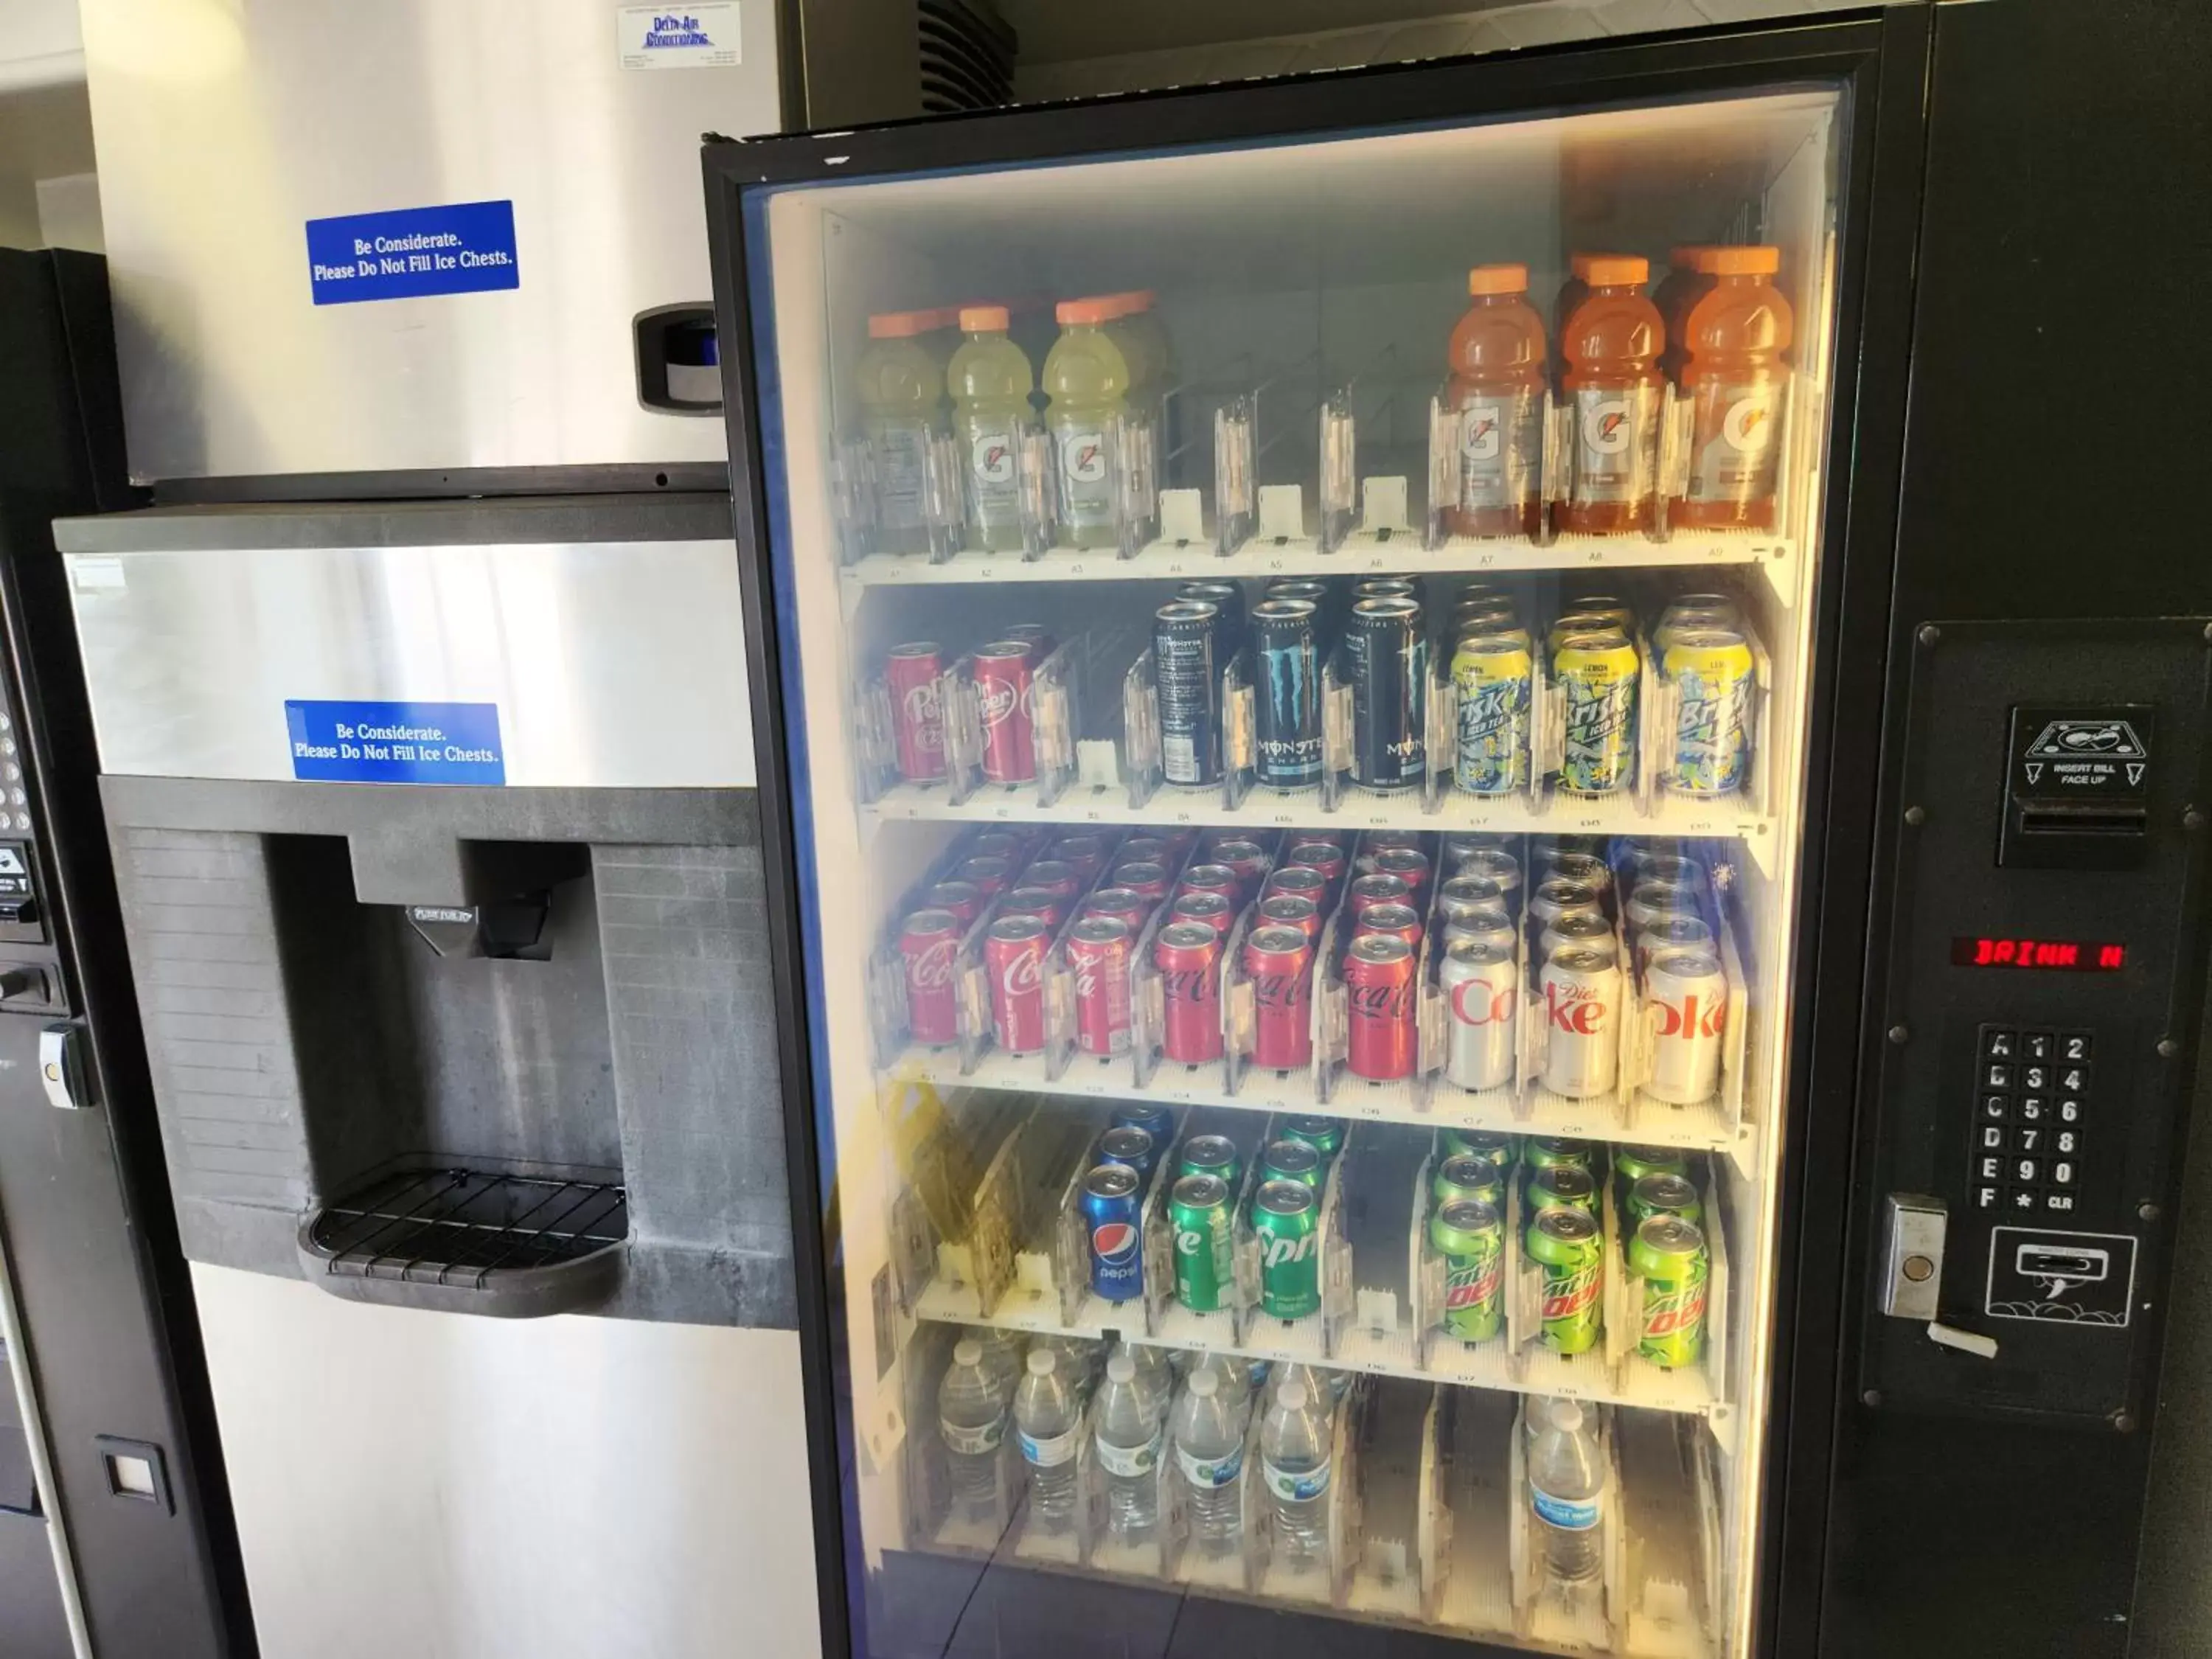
[1437,874,1506,927]
[899,908,964,1046]
[973,641,1035,785]
[1645,946,1727,1104]
[1541,944,1621,1099]
[1346,933,1418,1080]
[1445,902,1517,956]
[1538,908,1617,967]
[1155,922,1224,1064]
[885,643,945,784]
[1441,936,1517,1091]
[1066,916,1134,1057]
[1262,865,1329,908]
[1629,850,1702,888]
[1245,925,1314,1070]
[1169,889,1236,938]
[1458,847,1521,901]
[984,914,1049,1054]
[1021,859,1082,900]
[1626,880,1700,936]
[922,880,983,925]
[1633,912,1717,979]
[1528,876,1602,936]
[1111,860,1172,902]
[1257,891,1321,945]
[1083,886,1152,931]
[1348,872,1413,920]
[998,886,1066,931]
[953,855,1012,897]
[1355,902,1425,953]
[1178,863,1242,903]
[1536,848,1613,898]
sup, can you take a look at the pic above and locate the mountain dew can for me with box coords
[1523,1138,1593,1186]
[1528,1207,1604,1354]
[1629,1214,1708,1368]
[1612,1144,1689,1211]
[1430,1199,1503,1340]
[1627,1172,1705,1233]
[1170,1175,1234,1313]
[1432,1153,1503,1211]
[1253,1179,1323,1320]
[1526,1164,1599,1215]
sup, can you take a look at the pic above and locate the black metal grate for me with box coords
[307,1166,627,1291]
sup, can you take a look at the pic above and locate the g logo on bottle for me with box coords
[1582,397,1632,455]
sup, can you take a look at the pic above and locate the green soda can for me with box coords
[1528,1206,1604,1354]
[1629,1214,1709,1368]
[1612,1144,1690,1211]
[1522,1138,1593,1190]
[1259,1138,1323,1189]
[1526,1164,1599,1215]
[1281,1116,1345,1164]
[1178,1133,1242,1187]
[1430,1199,1504,1341]
[1253,1179,1323,1321]
[1627,1172,1705,1234]
[1441,1127,1517,1172]
[1170,1175,1236,1313]
[1432,1152,1504,1212]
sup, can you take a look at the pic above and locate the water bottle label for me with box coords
[1262,1456,1332,1505]
[1095,1427,1162,1480]
[1175,1442,1245,1489]
[941,1417,1004,1458]
[1531,1484,1602,1531]
[1019,1426,1080,1470]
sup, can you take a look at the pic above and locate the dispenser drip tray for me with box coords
[299,1158,627,1318]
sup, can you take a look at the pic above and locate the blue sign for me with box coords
[285,700,506,785]
[305,201,520,306]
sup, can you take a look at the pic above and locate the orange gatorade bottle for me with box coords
[1552,253,1599,379]
[1655,246,1719,379]
[1559,255,1665,535]
[1445,262,1548,539]
[1674,246,1792,531]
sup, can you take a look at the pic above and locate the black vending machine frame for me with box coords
[704,13,1933,1658]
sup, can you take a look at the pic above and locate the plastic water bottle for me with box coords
[938,1339,1008,1523]
[1527,1399,1605,1592]
[1094,1354,1164,1548]
[1183,1349,1244,1399]
[972,1328,1026,1403]
[1260,1380,1333,1573]
[1037,1335,1103,1403]
[1268,1363,1333,1412]
[1172,1368,1249,1558]
[1115,1340,1174,1422]
[1015,1349,1082,1535]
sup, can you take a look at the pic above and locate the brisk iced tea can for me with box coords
[885,643,946,784]
[1257,891,1321,947]
[1066,915,1135,1057]
[1245,925,1315,1071]
[1630,1214,1709,1368]
[1253,1180,1323,1321]
[1441,936,1517,1091]
[1528,1206,1604,1354]
[973,641,1036,785]
[1663,627,1756,796]
[1646,946,1727,1104]
[1431,1198,1504,1341]
[899,908,963,1046]
[1540,945,1620,1099]
[1168,889,1236,939]
[1082,1164,1144,1301]
[1170,1175,1235,1312]
[1344,933,1418,1081]
[1155,921,1225,1063]
[1453,630,1534,795]
[984,914,1048,1054]
[1554,628,1638,796]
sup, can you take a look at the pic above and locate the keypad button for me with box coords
[1981,1124,2006,1150]
[1976,1185,2003,1211]
[2052,1161,2077,1187]
[1985,1063,2014,1090]
[1982,1095,2010,1121]
[1983,1029,2017,1059]
[2060,1068,2087,1093]
[2010,1189,2039,1211]
[1978,1155,2005,1182]
[2023,1032,2055,1061]
[2061,1033,2093,1062]
[2019,1098,2045,1121]
[2045,1192,2077,1214]
[2011,1124,2043,1153]
[2058,1099,2082,1123]
[2022,1065,2049,1091]
[2013,1157,2042,1184]
[2056,1130,2079,1155]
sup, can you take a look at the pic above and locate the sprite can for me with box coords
[1452,630,1534,796]
[1281,1115,1345,1164]
[1554,628,1639,796]
[1430,1198,1504,1341]
[1629,1214,1709,1368]
[1663,627,1756,796]
[1526,1164,1599,1215]
[1259,1138,1323,1189]
[1612,1144,1690,1211]
[1178,1133,1242,1187]
[1253,1179,1323,1321]
[1171,1175,1236,1313]
[1528,1206,1604,1354]
[1627,1172,1705,1233]
[1432,1152,1504,1212]
[1441,1128,1517,1172]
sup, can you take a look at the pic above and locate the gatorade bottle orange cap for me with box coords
[919,306,963,329]
[1669,245,1721,271]
[1055,297,1117,326]
[1467,262,1529,296]
[959,305,1011,332]
[1708,245,1781,276]
[867,310,931,339]
[1585,255,1649,288]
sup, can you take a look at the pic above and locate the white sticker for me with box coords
[617,5,741,69]
[69,556,125,592]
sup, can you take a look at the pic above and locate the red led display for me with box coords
[1950,936,2126,972]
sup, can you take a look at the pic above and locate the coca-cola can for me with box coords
[1066,916,1135,1057]
[1262,865,1329,907]
[1528,876,1602,935]
[1110,860,1172,902]
[1441,936,1517,1091]
[973,641,1035,785]
[953,855,1012,897]
[999,886,1067,932]
[1046,835,1109,880]
[1082,886,1152,931]
[1358,830,1423,855]
[1178,863,1242,903]
[1209,839,1273,897]
[1119,835,1172,866]
[922,880,983,925]
[1372,846,1432,900]
[1257,891,1321,946]
[1627,880,1700,936]
[1021,859,1082,900]
[1155,922,1225,1064]
[1437,874,1506,926]
[885,643,945,784]
[899,908,964,1046]
[1538,908,1617,967]
[1540,944,1621,1099]
[1444,902,1517,956]
[1634,913,1717,979]
[1355,902,1425,953]
[1458,848,1521,901]
[1169,890,1236,938]
[1348,872,1413,919]
[1286,841,1346,890]
[1645,945,1727,1104]
[1244,925,1314,1069]
[1345,933,1419,1081]
[984,914,1049,1054]
[967,830,1024,862]
[1003,622,1056,663]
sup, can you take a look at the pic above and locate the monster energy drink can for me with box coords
[1259,1138,1324,1189]
[1177,1133,1242,1188]
[1170,1174,1236,1313]
[1346,597,1427,791]
[1526,1164,1599,1215]
[1280,1115,1345,1164]
[1612,1145,1690,1212]
[1528,1206,1604,1354]
[1253,1179,1324,1321]
[1432,1152,1504,1211]
[1430,1198,1504,1341]
[1627,1172,1705,1233]
[1554,628,1639,796]
[1452,630,1534,796]
[1251,598,1325,789]
[1629,1214,1709,1368]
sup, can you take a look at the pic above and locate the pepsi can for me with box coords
[1251,597,1324,789]
[1111,1103,1177,1149]
[1096,1124,1158,1180]
[1083,1163,1145,1301]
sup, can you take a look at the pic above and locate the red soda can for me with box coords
[1169,890,1236,938]
[1155,922,1225,1064]
[968,830,1024,861]
[1082,886,1152,931]
[1258,891,1322,945]
[1155,829,1201,862]
[1046,835,1108,880]
[1111,860,1172,902]
[1354,834,1422,874]
[1022,859,1082,900]
[1286,840,1347,892]
[922,880,982,925]
[973,641,1035,785]
[953,855,1012,897]
[1345,933,1419,1080]
[899,908,964,1046]
[1004,622,1056,663]
[1348,872,1412,920]
[1295,828,1349,850]
[999,886,1066,931]
[1373,846,1432,901]
[1245,925,1315,1070]
[1178,863,1242,903]
[1065,916,1134,1057]
[1354,901,1425,953]
[1210,838,1273,897]
[984,914,1049,1054]
[885,643,945,784]
[1262,864,1329,907]
[1118,835,1172,866]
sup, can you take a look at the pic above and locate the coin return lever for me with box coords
[1879,1194,1999,1359]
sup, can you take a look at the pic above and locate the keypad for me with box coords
[1972,1024,2093,1217]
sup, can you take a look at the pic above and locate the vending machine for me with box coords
[702,2,2212,1655]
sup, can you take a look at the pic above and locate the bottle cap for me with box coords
[867,310,931,339]
[1547,1399,1585,1432]
[1095,289,1156,316]
[1279,1381,1310,1411]
[1585,254,1650,288]
[1028,1349,1056,1376]
[954,1339,982,1365]
[1107,1354,1136,1382]
[1055,297,1117,326]
[1467,262,1529,296]
[1669,244,1721,271]
[1189,1368,1220,1397]
[959,304,1011,332]
[1568,252,1601,279]
[1708,244,1781,276]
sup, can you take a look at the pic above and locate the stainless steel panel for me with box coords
[65,541,756,787]
[79,0,783,481]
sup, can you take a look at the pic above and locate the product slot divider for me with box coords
[1436,1388,1520,1638]
[1416,1385,1450,1625]
[1615,1414,1724,1658]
